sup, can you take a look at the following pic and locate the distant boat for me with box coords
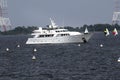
[112,28,118,36]
[104,28,110,36]
[84,27,89,34]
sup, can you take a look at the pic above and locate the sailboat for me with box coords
[84,27,89,34]
[104,28,110,36]
[112,28,118,36]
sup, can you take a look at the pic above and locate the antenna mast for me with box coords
[0,0,11,32]
[112,0,120,24]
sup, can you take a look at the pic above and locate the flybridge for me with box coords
[48,18,58,29]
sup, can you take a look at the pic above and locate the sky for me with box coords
[7,0,114,28]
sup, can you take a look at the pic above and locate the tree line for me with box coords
[0,26,37,35]
[65,24,120,32]
[0,24,120,35]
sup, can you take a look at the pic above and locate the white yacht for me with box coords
[26,19,93,44]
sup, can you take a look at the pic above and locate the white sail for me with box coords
[84,27,89,34]
[104,28,110,36]
[112,28,118,36]
[106,28,110,36]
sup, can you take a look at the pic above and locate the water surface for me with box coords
[0,33,120,80]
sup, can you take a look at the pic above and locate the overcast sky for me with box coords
[7,0,114,28]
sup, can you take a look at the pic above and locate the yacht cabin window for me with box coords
[55,30,68,32]
[38,34,54,38]
[57,33,70,37]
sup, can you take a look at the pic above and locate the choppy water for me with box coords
[0,32,120,80]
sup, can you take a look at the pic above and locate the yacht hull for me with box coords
[26,33,93,44]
